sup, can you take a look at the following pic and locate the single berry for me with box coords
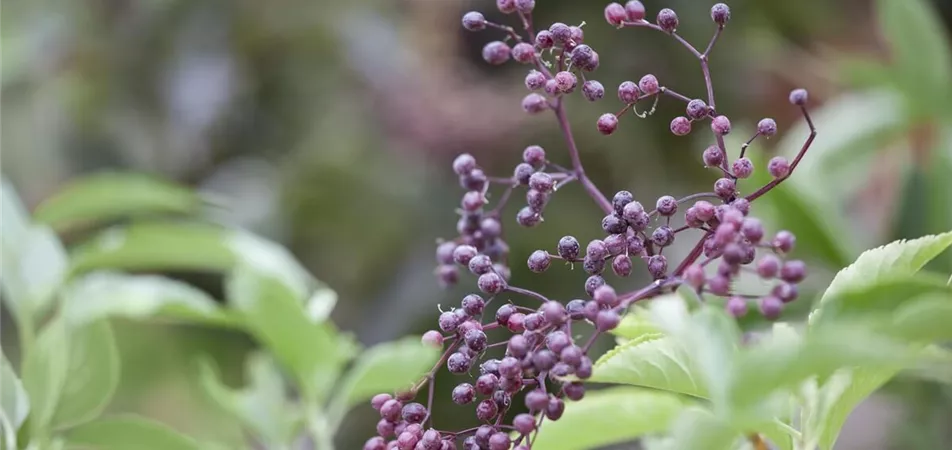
[453,154,477,175]
[452,383,476,405]
[732,158,754,179]
[555,71,578,93]
[711,3,730,25]
[372,393,393,411]
[535,30,554,49]
[524,390,549,413]
[576,357,593,379]
[375,419,394,438]
[584,275,606,297]
[582,80,605,102]
[525,70,547,91]
[560,345,583,367]
[711,115,732,135]
[569,26,584,43]
[621,200,645,222]
[670,116,692,136]
[527,250,551,273]
[461,168,488,191]
[726,296,748,317]
[703,145,724,167]
[773,283,799,303]
[462,295,485,317]
[453,245,478,266]
[496,0,516,13]
[528,172,555,192]
[773,230,796,253]
[768,156,790,178]
[583,300,599,322]
[549,22,572,43]
[545,330,571,354]
[480,217,502,238]
[780,260,806,283]
[617,81,640,103]
[522,145,545,167]
[516,206,542,227]
[597,113,618,135]
[583,256,606,275]
[586,239,609,261]
[447,352,472,374]
[513,414,536,434]
[596,309,620,331]
[402,403,427,424]
[686,99,708,120]
[482,41,511,65]
[579,50,600,71]
[522,93,549,114]
[507,312,526,333]
[566,299,586,320]
[627,234,645,254]
[656,8,679,32]
[532,349,557,371]
[571,44,594,67]
[511,42,536,64]
[439,311,460,333]
[422,330,443,349]
[651,226,675,247]
[593,284,617,307]
[656,195,678,216]
[513,163,535,186]
[693,201,716,222]
[625,0,646,21]
[488,433,510,450]
[364,437,386,450]
[714,177,736,200]
[557,235,581,260]
[462,12,486,31]
[544,78,560,96]
[647,255,668,279]
[604,2,627,26]
[758,118,778,137]
[478,272,506,294]
[731,198,751,215]
[476,399,498,421]
[684,264,705,288]
[469,254,493,275]
[603,233,627,255]
[611,190,633,214]
[601,214,627,234]
[436,241,457,265]
[380,399,403,421]
[515,0,535,13]
[741,218,764,243]
[475,373,498,395]
[543,301,568,325]
[495,304,515,326]
[789,88,809,105]
[760,296,784,320]
[708,275,731,295]
[464,329,488,352]
[638,74,659,95]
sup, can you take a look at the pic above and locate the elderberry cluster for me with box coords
[367,2,818,449]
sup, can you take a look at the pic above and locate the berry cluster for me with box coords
[366,2,818,449]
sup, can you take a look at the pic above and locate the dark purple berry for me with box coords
[656,195,678,216]
[476,399,498,421]
[482,41,511,65]
[570,45,594,66]
[488,433,510,450]
[513,413,536,434]
[714,177,736,200]
[583,256,606,275]
[741,218,764,243]
[372,393,393,411]
[789,88,809,105]
[365,436,386,450]
[651,226,675,247]
[627,235,645,254]
[576,357,593,379]
[522,93,549,114]
[768,156,790,179]
[527,250,551,273]
[780,260,806,283]
[513,163,535,186]
[468,255,493,275]
[515,0,535,14]
[549,22,571,43]
[376,418,395,438]
[422,330,444,349]
[464,329,488,352]
[760,296,783,320]
[621,200,645,222]
[612,191,633,214]
[529,172,554,193]
[496,0,516,13]
[601,214,627,234]
[453,245,478,266]
[525,390,549,413]
[711,3,730,25]
[773,283,799,303]
[474,426,494,447]
[596,309,621,331]
[525,70,546,91]
[723,243,745,265]
[461,169,488,191]
[708,275,731,296]
[480,218,501,239]
[597,113,618,135]
[647,255,668,279]
[462,294,486,316]
[612,254,633,277]
[582,80,605,102]
[453,383,476,405]
[583,301,599,322]
[558,235,581,260]
[475,374,497,395]
[604,2,627,26]
[711,115,732,135]
[593,284,617,307]
[579,50,600,72]
[693,201,716,222]
[684,264,705,288]
[478,272,506,294]
[617,81,640,103]
[523,312,546,331]
[555,71,578,93]
[726,296,748,318]
[516,206,542,227]
[498,356,521,379]
[732,158,753,179]
[461,12,486,31]
[563,381,585,401]
[560,345,583,367]
[535,30,554,49]
[566,299,586,320]
[584,275,606,297]
[569,26,584,44]
[625,1,646,21]
[603,234,627,256]
[522,145,546,167]
[511,42,536,64]
[542,301,567,325]
[758,118,777,137]
[496,304,515,326]
[585,239,609,261]
[545,398,565,420]
[447,352,472,374]
[453,154,477,175]
[507,313,526,333]
[670,116,691,136]
[773,230,796,253]
[439,311,460,333]
[436,241,457,265]
[686,99,708,120]
[638,74,659,95]
[532,349,557,371]
[703,145,724,167]
[656,8,679,32]
[402,403,427,424]
[507,335,529,358]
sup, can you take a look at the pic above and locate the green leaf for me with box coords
[665,407,739,450]
[837,56,897,90]
[332,337,439,415]
[875,0,952,117]
[61,272,239,328]
[609,305,660,340]
[809,273,952,325]
[50,320,121,430]
[0,353,29,431]
[32,173,202,231]
[226,266,341,402]
[589,333,707,399]
[811,231,952,323]
[530,387,686,450]
[305,284,338,323]
[22,317,70,435]
[69,222,235,275]
[197,354,300,446]
[888,294,952,342]
[65,415,202,450]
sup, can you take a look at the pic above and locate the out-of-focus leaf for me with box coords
[305,284,337,323]
[226,266,341,402]
[589,333,707,399]
[837,56,896,90]
[197,354,300,446]
[51,320,120,430]
[665,407,738,450]
[332,337,439,415]
[875,0,952,117]
[925,126,952,271]
[65,415,202,450]
[809,274,951,325]
[888,295,952,342]
[609,305,660,340]
[225,231,314,302]
[32,172,202,231]
[69,222,234,274]
[22,317,70,434]
[61,272,239,328]
[530,387,686,450]
[0,353,29,432]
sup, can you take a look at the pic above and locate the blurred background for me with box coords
[2,0,951,448]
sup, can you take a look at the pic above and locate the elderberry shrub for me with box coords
[368,2,819,449]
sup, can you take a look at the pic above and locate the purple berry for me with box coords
[612,254,633,277]
[528,172,554,193]
[535,30,554,49]
[773,283,799,303]
[511,42,536,64]
[462,294,486,316]
[647,255,668,279]
[507,313,526,333]
[708,275,731,296]
[603,233,627,256]
[656,8,679,32]
[656,195,678,216]
[469,255,493,275]
[617,81,640,103]
[621,200,645,222]
[452,154,477,175]
[732,158,754,179]
[758,118,778,137]
[557,235,581,260]
[453,245,478,266]
[651,226,675,247]
[521,145,545,168]
[532,349,557,371]
[525,390,549,413]
[555,71,578,93]
[597,113,619,135]
[593,284,618,307]
[583,256,606,275]
[513,414,536,434]
[566,299,586,320]
[452,383,476,405]
[582,80,605,102]
[726,296,748,317]
[768,156,790,179]
[436,241,457,265]
[522,93,549,114]
[477,272,506,294]
[461,169,488,191]
[545,397,566,420]
[549,22,572,43]
[422,330,444,349]
[476,399,498,421]
[515,0,535,13]
[525,70,546,91]
[380,399,403,421]
[586,239,609,261]
[516,206,542,227]
[714,177,736,200]
[638,74,659,95]
[439,311,460,333]
[584,275,606,297]
[488,433,510,450]
[611,190,633,214]
[482,41,511,65]
[462,12,487,31]
[601,214,627,234]
[365,436,386,450]
[684,264,705,288]
[693,201,716,222]
[402,403,427,424]
[524,312,546,331]
[711,3,731,25]
[760,296,783,320]
[703,145,724,167]
[780,260,806,283]
[475,374,497,395]
[542,301,567,325]
[375,418,394,438]
[670,116,691,136]
[711,115,732,135]
[773,230,796,253]
[686,99,708,120]
[495,304,515,326]
[576,357,593,379]
[595,309,621,331]
[464,329,488,352]
[627,234,646,254]
[372,393,393,411]
[625,1,646,21]
[604,2,627,26]
[496,0,516,13]
[789,88,809,105]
